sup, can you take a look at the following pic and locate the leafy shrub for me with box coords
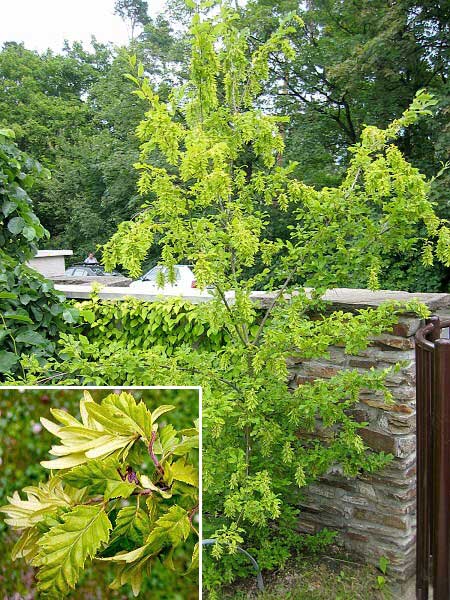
[99,2,446,592]
[0,390,199,598]
[77,296,228,353]
[0,128,77,377]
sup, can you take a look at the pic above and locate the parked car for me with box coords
[65,264,122,277]
[129,265,198,292]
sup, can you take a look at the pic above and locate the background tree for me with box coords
[0,41,112,256]
[239,0,450,290]
[0,17,188,263]
[114,0,150,41]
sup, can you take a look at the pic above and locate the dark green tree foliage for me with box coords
[0,41,113,258]
[40,48,147,261]
[241,0,450,290]
[0,42,102,162]
[0,130,77,376]
[0,20,189,263]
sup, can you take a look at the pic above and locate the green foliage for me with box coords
[0,391,199,598]
[0,29,188,263]
[0,129,77,377]
[376,555,390,590]
[77,296,228,352]
[11,1,450,593]
[240,0,450,290]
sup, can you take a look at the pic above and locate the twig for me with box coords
[252,264,299,346]
[215,284,249,347]
[148,430,165,475]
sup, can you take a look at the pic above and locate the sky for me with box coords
[0,0,167,53]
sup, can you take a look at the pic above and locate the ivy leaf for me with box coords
[0,291,17,299]
[34,505,112,596]
[62,308,78,324]
[0,351,19,373]
[7,216,25,234]
[1,199,17,217]
[2,309,33,323]
[15,330,46,346]
[22,225,36,241]
[62,458,136,500]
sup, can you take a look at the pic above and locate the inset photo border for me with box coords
[0,386,201,599]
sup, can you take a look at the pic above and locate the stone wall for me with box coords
[285,289,450,585]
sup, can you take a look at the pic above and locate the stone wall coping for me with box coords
[54,284,215,302]
[313,288,450,312]
[55,284,450,312]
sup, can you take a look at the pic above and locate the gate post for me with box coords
[416,316,440,600]
[432,338,450,600]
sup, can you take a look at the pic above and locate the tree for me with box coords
[0,41,112,250]
[114,0,150,41]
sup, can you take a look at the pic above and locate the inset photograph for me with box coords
[0,387,199,599]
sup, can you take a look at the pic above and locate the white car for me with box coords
[129,265,197,293]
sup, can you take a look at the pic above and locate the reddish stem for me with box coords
[148,431,165,475]
[188,504,199,523]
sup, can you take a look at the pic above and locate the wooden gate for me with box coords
[416,316,450,600]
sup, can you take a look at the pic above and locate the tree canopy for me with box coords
[0,0,448,285]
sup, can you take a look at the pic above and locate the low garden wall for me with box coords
[56,284,450,586]
[283,289,450,587]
